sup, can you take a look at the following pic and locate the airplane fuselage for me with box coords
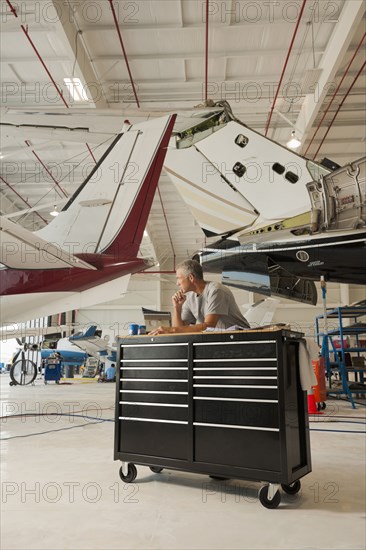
[0,256,149,296]
[164,103,366,303]
[202,230,366,285]
[41,349,87,365]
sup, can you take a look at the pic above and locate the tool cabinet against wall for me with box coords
[114,329,311,508]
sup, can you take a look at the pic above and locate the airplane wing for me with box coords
[0,216,97,270]
[0,273,131,326]
[68,326,114,359]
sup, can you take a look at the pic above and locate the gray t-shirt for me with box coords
[181,281,250,330]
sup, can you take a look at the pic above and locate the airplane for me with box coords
[40,348,88,367]
[7,330,92,386]
[68,325,117,362]
[1,102,364,316]
[0,114,176,326]
[163,101,366,305]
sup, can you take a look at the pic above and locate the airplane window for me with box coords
[285,171,299,183]
[233,162,246,177]
[272,163,285,175]
[235,134,249,148]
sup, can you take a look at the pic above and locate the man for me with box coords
[150,259,249,334]
[99,363,116,382]
[105,363,116,382]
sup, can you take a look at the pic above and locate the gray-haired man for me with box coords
[150,259,249,335]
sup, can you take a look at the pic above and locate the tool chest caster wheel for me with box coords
[259,484,281,509]
[119,463,137,483]
[150,466,163,473]
[281,480,301,495]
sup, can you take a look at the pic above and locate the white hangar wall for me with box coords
[78,273,365,342]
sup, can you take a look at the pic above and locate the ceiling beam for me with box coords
[2,23,54,33]
[0,46,327,65]
[79,18,337,33]
[50,0,108,109]
[296,0,365,143]
[94,47,326,62]
[1,124,111,144]
[0,193,19,215]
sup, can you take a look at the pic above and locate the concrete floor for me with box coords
[1,373,365,550]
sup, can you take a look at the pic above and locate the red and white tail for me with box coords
[35,114,176,259]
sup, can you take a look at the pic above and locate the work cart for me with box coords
[114,329,311,509]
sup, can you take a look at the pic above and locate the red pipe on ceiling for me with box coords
[264,0,307,137]
[304,32,366,157]
[108,0,140,108]
[6,1,69,108]
[20,25,69,109]
[6,0,69,109]
[204,0,209,103]
[86,143,97,164]
[26,142,69,198]
[312,60,366,160]
[5,0,17,17]
[0,176,47,224]
[157,186,176,271]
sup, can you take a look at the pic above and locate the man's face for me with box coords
[176,268,193,292]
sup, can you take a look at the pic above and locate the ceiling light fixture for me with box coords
[50,205,59,217]
[286,131,302,149]
[64,77,88,101]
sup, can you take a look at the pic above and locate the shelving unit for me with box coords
[316,305,366,408]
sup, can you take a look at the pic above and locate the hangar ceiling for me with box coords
[1,0,365,269]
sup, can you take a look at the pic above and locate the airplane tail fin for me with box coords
[79,326,98,338]
[35,115,176,260]
[103,115,176,259]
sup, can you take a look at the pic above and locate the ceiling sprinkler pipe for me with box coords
[313,59,366,159]
[108,0,140,108]
[305,32,366,157]
[265,0,308,137]
[20,25,69,108]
